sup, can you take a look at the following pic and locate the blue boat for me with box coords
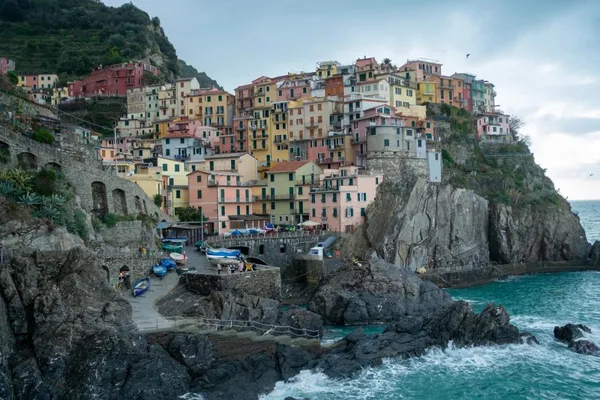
[160,257,177,270]
[153,264,167,277]
[132,278,150,297]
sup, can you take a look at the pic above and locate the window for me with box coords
[245,205,249,214]
[168,178,174,186]
[165,138,170,144]
[197,190,202,199]
[384,139,390,146]
[321,194,326,203]
[270,174,274,182]
[209,161,214,171]
[222,221,226,229]
[231,160,236,170]
[218,95,222,101]
[196,175,202,183]
[236,206,240,216]
[361,208,366,216]
[288,173,294,181]
[175,164,180,172]
[221,206,225,216]
[175,190,181,199]
[435,153,439,160]
[358,193,366,201]
[333,208,338,217]
[289,201,294,210]
[298,187,303,195]
[165,149,171,156]
[271,202,275,210]
[162,164,168,172]
[376,177,379,184]
[311,194,315,203]
[346,193,351,201]
[312,209,316,217]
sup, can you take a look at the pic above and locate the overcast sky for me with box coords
[105,0,600,200]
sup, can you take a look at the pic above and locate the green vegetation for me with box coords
[0,0,178,80]
[153,193,162,207]
[58,98,126,136]
[174,206,207,222]
[177,59,222,89]
[32,127,55,144]
[6,70,18,85]
[0,148,9,164]
[72,209,89,240]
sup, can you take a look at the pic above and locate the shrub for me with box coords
[17,192,41,206]
[0,148,9,164]
[91,216,103,231]
[32,128,55,144]
[153,193,162,207]
[101,213,119,228]
[73,209,89,240]
[32,168,57,196]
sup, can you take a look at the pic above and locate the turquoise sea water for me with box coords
[262,200,600,399]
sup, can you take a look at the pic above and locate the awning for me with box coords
[156,222,171,230]
[301,220,322,227]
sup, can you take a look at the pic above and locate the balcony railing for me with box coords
[236,126,245,131]
[219,197,252,204]
[304,121,319,128]
[252,194,295,201]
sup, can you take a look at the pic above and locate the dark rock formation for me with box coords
[554,323,591,342]
[589,241,600,267]
[568,340,600,356]
[278,307,323,336]
[554,323,598,356]
[308,256,453,325]
[313,301,537,378]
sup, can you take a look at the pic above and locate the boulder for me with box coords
[589,241,600,267]
[553,323,592,343]
[568,340,600,356]
[278,307,323,336]
[308,257,453,325]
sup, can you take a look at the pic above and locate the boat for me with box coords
[162,243,183,253]
[160,257,177,270]
[206,248,241,265]
[132,278,151,297]
[169,252,186,265]
[153,264,167,278]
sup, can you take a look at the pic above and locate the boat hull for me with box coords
[153,265,167,277]
[132,278,150,297]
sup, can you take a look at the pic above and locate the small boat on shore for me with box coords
[160,257,177,270]
[132,278,150,297]
[153,264,167,278]
[170,252,186,265]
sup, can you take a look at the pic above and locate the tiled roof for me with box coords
[267,160,310,173]
[203,152,249,160]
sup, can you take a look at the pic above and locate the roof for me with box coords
[228,215,270,221]
[203,152,249,160]
[355,57,377,68]
[267,160,310,173]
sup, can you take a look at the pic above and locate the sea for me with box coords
[260,200,600,400]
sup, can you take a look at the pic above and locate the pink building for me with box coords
[275,74,313,101]
[188,170,259,233]
[0,57,15,75]
[71,61,159,97]
[476,112,511,141]
[100,137,131,159]
[351,104,405,164]
[308,166,383,232]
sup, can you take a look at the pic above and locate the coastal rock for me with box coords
[489,203,588,264]
[347,179,490,270]
[589,241,600,267]
[278,307,323,336]
[553,323,591,343]
[167,334,215,377]
[568,340,600,356]
[315,301,535,378]
[308,256,453,325]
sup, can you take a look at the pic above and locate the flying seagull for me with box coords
[466,54,470,58]
[590,173,594,177]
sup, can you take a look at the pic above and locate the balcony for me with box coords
[316,158,331,164]
[274,136,288,144]
[236,126,245,131]
[304,121,319,129]
[254,90,264,97]
[295,178,319,186]
[219,197,252,204]
[310,185,338,193]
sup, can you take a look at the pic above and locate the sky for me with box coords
[104,0,600,200]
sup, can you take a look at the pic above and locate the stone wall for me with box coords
[366,155,428,183]
[0,92,58,119]
[210,234,324,267]
[0,129,169,220]
[181,268,281,300]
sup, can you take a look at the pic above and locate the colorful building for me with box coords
[416,81,438,104]
[158,83,177,121]
[386,73,417,109]
[187,170,258,233]
[476,112,511,142]
[309,166,382,232]
[159,133,213,162]
[316,61,340,79]
[266,160,321,225]
[483,82,497,113]
[471,79,486,113]
[0,57,15,75]
[201,152,258,182]
[398,59,442,82]
[158,156,190,216]
[17,73,59,90]
[71,62,159,97]
[175,77,200,116]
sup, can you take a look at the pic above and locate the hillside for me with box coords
[177,59,222,89]
[0,0,218,87]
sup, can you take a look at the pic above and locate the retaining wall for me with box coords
[181,268,281,300]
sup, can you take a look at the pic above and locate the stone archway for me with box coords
[0,140,9,164]
[112,188,127,215]
[91,181,108,217]
[17,152,37,169]
[134,195,143,213]
[45,162,61,171]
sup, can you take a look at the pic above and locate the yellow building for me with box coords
[270,101,290,164]
[417,82,438,104]
[249,77,277,170]
[154,120,170,139]
[184,88,235,132]
[250,179,269,216]
[387,75,417,109]
[201,152,258,182]
[266,160,321,225]
[51,87,69,105]
[316,61,340,79]
[158,156,190,214]
[126,166,162,200]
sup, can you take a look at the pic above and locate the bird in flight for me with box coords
[466,54,470,58]
[590,173,594,177]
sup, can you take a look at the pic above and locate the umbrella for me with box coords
[301,220,322,227]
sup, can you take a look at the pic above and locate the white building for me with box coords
[160,133,213,162]
[175,77,200,116]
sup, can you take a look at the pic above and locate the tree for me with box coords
[6,70,18,85]
[0,0,25,22]
[508,115,525,140]
[153,193,162,207]
[174,206,207,222]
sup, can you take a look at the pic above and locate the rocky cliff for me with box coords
[345,105,589,271]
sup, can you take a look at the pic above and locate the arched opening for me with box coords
[112,188,127,215]
[280,243,286,253]
[259,244,265,255]
[17,152,37,169]
[142,199,148,215]
[229,246,250,256]
[45,162,61,171]
[0,140,10,164]
[245,256,267,265]
[134,195,143,213]
[91,181,108,217]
